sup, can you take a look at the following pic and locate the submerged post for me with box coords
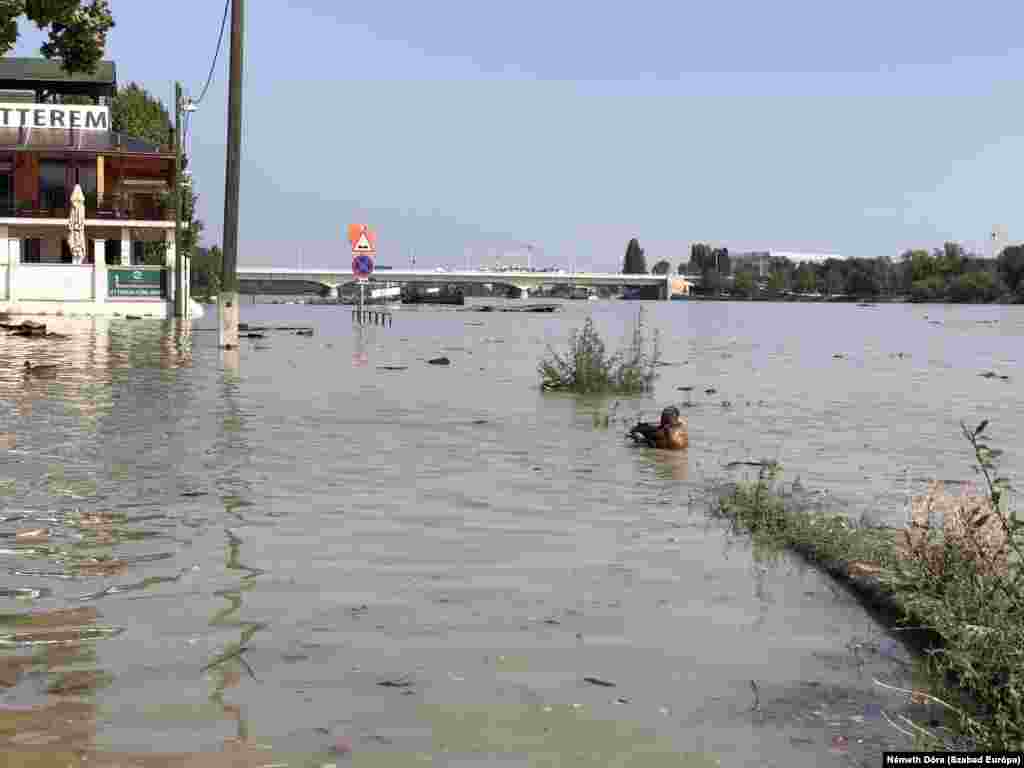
[219,0,244,349]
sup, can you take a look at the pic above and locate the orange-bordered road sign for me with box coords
[347,224,376,254]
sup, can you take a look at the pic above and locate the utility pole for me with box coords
[174,81,183,318]
[219,0,244,349]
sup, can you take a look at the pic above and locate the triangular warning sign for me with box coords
[353,232,374,252]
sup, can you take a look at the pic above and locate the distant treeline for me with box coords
[621,238,1024,303]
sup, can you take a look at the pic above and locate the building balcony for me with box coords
[0,192,173,222]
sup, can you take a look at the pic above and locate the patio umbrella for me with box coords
[68,184,87,263]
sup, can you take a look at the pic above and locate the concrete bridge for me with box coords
[236,267,674,299]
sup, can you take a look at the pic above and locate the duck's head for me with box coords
[660,406,681,426]
[23,361,31,370]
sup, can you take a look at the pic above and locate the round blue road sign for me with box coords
[352,253,374,278]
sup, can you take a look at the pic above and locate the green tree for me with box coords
[111,83,171,146]
[998,245,1024,298]
[765,270,786,297]
[732,270,755,298]
[651,259,671,275]
[793,263,816,294]
[192,246,222,299]
[690,243,713,272]
[622,238,647,274]
[948,271,999,303]
[825,267,844,296]
[109,83,202,271]
[701,269,721,295]
[1,1,115,74]
[713,248,731,276]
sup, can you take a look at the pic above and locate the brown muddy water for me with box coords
[0,299,1021,767]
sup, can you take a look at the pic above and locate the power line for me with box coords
[194,0,231,105]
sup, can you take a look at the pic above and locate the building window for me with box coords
[39,159,68,210]
[0,168,11,214]
[106,238,121,265]
[131,240,146,265]
[22,238,41,263]
[75,165,97,197]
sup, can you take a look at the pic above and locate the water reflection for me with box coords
[0,605,106,753]
[353,323,370,367]
[205,529,267,749]
[204,355,267,751]
[640,449,691,482]
[0,317,194,432]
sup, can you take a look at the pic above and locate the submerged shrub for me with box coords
[538,308,661,395]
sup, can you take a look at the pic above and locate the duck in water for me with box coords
[628,406,688,450]
[24,361,58,374]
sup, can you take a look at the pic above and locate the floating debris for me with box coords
[583,676,616,687]
[0,588,49,600]
[428,356,451,366]
[377,365,408,371]
[378,676,414,688]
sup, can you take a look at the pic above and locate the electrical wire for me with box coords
[193,0,231,105]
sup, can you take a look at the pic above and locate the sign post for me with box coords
[349,224,376,325]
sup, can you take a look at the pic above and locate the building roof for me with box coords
[0,58,116,98]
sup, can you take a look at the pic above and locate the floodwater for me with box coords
[0,299,1021,767]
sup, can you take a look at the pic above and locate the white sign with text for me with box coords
[0,102,110,131]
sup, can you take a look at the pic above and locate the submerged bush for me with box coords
[538,308,661,395]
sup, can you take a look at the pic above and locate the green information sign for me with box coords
[108,268,166,298]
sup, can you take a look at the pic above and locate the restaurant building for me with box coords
[0,58,189,319]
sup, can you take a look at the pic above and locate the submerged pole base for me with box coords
[218,292,240,349]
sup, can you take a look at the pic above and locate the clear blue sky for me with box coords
[14,2,1024,269]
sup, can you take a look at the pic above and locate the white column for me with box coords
[93,239,107,304]
[0,224,7,302]
[164,230,176,305]
[6,234,18,303]
[120,227,130,266]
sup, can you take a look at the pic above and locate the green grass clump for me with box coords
[714,422,1024,750]
[538,308,661,395]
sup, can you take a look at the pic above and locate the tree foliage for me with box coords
[1,1,115,74]
[721,243,1012,302]
[733,269,755,298]
[111,83,171,146]
[622,238,647,274]
[998,245,1024,299]
[192,245,222,299]
[109,83,203,276]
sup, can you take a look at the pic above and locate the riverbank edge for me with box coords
[712,473,1022,749]
[712,480,935,644]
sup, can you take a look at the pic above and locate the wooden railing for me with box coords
[0,193,173,221]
